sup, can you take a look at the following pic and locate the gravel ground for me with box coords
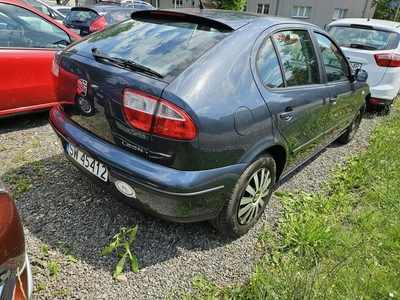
[0,110,383,299]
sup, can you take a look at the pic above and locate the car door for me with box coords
[313,32,362,143]
[0,2,76,116]
[254,28,331,171]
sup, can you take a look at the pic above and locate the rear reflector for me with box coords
[374,53,400,67]
[122,89,197,140]
[370,97,386,104]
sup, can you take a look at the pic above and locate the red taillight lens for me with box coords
[370,97,386,104]
[122,89,198,140]
[374,53,400,67]
[89,16,106,33]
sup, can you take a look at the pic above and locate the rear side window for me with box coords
[272,30,319,87]
[65,10,98,23]
[256,38,284,88]
[328,25,399,50]
[72,15,231,80]
[256,30,319,88]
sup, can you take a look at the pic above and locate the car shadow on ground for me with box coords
[3,155,234,270]
[0,110,382,277]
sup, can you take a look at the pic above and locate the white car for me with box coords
[51,5,72,17]
[327,18,400,113]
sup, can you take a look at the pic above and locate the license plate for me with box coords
[66,141,108,182]
[70,28,81,34]
[350,62,362,69]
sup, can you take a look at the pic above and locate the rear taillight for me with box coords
[374,53,400,67]
[370,97,386,104]
[122,89,198,140]
[89,16,106,33]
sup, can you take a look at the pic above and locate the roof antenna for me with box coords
[199,0,206,10]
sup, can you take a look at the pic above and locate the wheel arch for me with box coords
[263,145,286,182]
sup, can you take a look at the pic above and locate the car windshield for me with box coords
[328,25,399,50]
[71,18,230,79]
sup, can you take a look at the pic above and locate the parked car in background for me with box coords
[0,0,81,118]
[0,179,33,299]
[50,9,370,237]
[51,5,72,17]
[327,18,400,113]
[123,1,156,10]
[63,5,136,36]
[97,0,156,10]
[19,0,65,22]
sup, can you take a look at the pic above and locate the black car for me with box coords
[50,9,370,237]
[63,5,136,36]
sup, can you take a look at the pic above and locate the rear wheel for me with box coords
[337,102,365,144]
[210,154,276,238]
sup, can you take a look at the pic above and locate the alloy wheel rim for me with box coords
[238,167,272,225]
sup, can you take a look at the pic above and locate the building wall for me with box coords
[247,0,375,28]
[153,0,376,28]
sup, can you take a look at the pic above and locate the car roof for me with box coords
[71,5,136,13]
[329,18,400,32]
[135,9,320,31]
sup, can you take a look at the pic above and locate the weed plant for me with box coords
[189,103,400,299]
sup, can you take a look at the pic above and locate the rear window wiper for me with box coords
[91,47,163,78]
[349,43,377,50]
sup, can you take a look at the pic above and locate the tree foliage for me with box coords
[218,0,246,11]
[373,0,400,21]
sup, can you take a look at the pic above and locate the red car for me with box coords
[0,0,81,118]
[0,179,33,299]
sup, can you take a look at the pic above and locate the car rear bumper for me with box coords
[370,84,399,105]
[49,106,246,222]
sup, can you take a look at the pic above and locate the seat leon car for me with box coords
[62,5,136,36]
[50,9,370,237]
[327,18,400,113]
[0,179,33,299]
[0,0,81,118]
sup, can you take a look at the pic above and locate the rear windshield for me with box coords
[71,17,230,80]
[104,10,133,24]
[65,9,99,23]
[328,25,400,50]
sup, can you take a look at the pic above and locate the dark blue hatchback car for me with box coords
[50,9,370,237]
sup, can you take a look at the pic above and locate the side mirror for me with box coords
[354,69,368,82]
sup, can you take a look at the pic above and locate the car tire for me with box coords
[210,154,276,238]
[337,101,365,144]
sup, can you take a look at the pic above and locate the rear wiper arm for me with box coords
[91,47,163,78]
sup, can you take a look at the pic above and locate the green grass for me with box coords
[187,103,400,299]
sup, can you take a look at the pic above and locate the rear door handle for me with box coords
[280,107,293,121]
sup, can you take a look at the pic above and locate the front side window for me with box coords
[257,4,269,14]
[272,30,319,87]
[0,3,70,48]
[315,33,349,82]
[292,6,311,18]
